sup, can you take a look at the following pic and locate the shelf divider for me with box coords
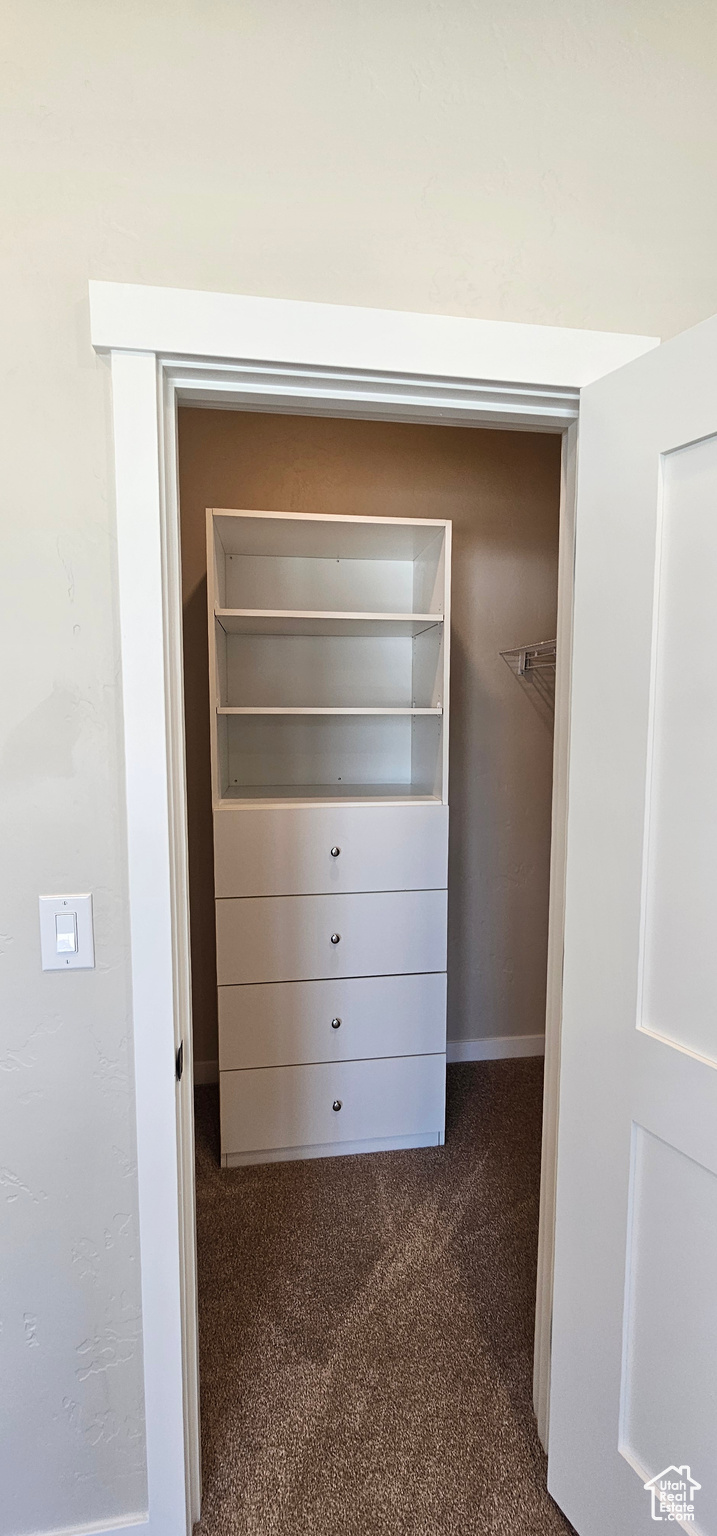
[215,608,444,638]
[219,782,443,805]
[217,705,443,715]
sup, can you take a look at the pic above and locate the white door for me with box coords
[548,314,717,1535]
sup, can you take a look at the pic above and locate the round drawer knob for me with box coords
[330,932,341,944]
[331,1017,342,1029]
[332,1099,342,1112]
[330,846,341,857]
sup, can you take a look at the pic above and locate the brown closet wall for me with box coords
[178,409,561,1069]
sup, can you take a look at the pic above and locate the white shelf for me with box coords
[212,509,448,561]
[215,609,443,638]
[220,783,443,805]
[217,705,443,716]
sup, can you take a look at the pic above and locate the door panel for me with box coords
[640,433,717,1063]
[619,1126,717,1535]
[548,314,717,1536]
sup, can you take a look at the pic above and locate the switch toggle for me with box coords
[39,894,95,971]
[55,912,77,954]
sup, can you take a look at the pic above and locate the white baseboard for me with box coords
[446,1034,545,1063]
[195,1037,544,1083]
[194,1059,219,1085]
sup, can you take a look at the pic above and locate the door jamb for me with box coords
[92,281,658,1533]
[533,420,578,1445]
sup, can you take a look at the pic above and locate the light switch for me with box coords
[55,912,78,954]
[39,894,94,970]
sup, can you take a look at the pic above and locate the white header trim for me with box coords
[89,281,658,390]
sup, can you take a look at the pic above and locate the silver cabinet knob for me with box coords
[332,1099,342,1111]
[330,846,341,857]
[330,932,341,944]
[331,1017,341,1029]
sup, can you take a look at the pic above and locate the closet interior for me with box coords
[179,402,561,1510]
[185,415,560,1163]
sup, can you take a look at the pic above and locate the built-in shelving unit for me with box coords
[208,509,450,806]
[207,508,452,1166]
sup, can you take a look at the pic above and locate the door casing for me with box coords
[90,280,658,1534]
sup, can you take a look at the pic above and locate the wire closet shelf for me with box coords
[500,639,557,718]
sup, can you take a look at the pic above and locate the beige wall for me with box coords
[3,2,717,1528]
[178,409,561,1066]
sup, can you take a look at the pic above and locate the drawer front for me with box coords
[215,889,448,986]
[213,802,448,898]
[220,1053,446,1155]
[219,972,447,1070]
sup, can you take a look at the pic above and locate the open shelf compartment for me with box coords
[207,509,450,805]
[216,711,444,804]
[212,623,445,711]
[210,509,447,615]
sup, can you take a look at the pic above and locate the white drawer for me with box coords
[218,972,447,1070]
[213,802,448,898]
[220,1053,446,1156]
[215,889,448,985]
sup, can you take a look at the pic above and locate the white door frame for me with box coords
[89,280,657,1534]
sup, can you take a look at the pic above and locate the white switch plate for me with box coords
[39,894,95,970]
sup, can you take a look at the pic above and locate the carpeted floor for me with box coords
[193,1060,574,1536]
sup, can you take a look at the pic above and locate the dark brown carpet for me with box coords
[194,1061,574,1536]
